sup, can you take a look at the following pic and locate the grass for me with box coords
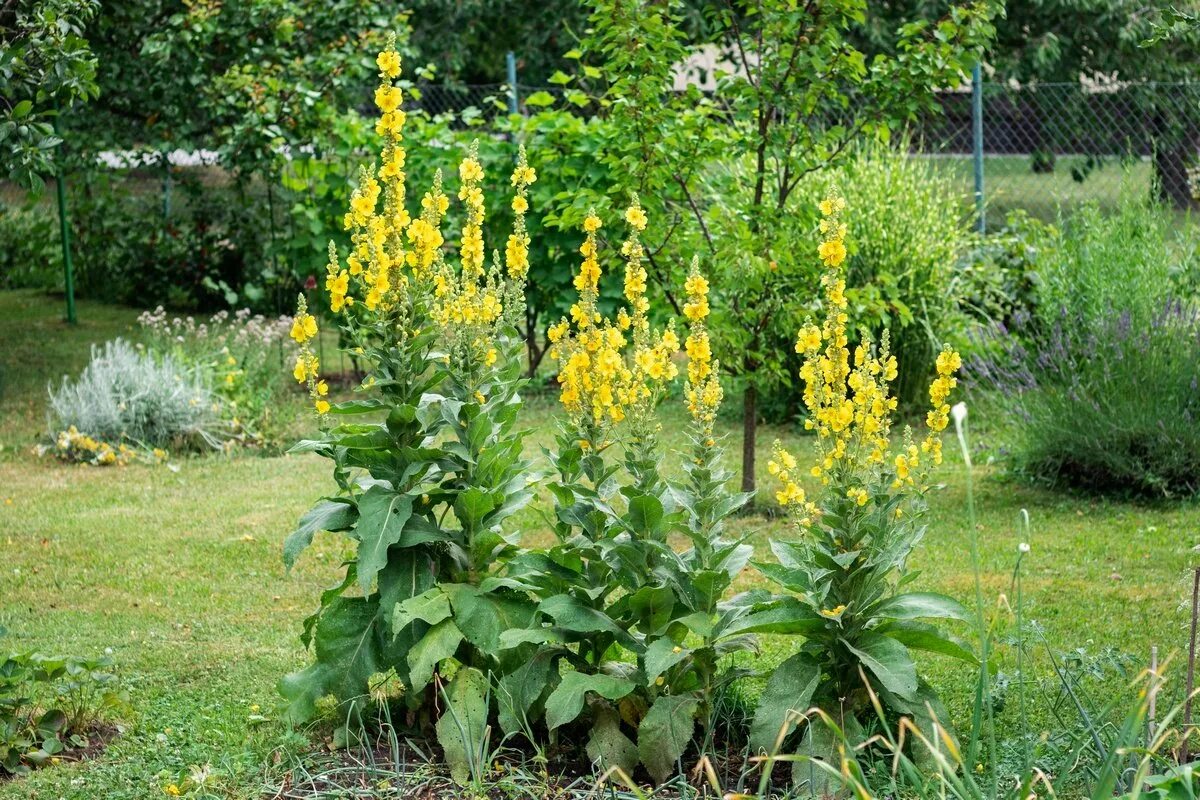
[924,154,1170,229]
[0,289,1196,798]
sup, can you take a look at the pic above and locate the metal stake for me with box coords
[506,52,520,116]
[53,102,76,325]
[971,62,985,234]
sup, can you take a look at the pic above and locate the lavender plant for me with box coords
[968,197,1200,496]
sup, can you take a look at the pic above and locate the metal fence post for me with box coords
[53,102,76,325]
[506,51,519,115]
[972,63,985,234]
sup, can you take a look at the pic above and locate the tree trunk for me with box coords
[741,383,757,496]
[1154,131,1198,210]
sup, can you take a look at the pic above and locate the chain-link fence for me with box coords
[909,81,1200,229]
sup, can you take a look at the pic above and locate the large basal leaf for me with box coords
[435,667,489,786]
[407,619,464,693]
[355,487,414,592]
[748,653,822,755]
[497,648,561,736]
[279,596,382,724]
[880,620,977,663]
[872,592,972,623]
[539,594,643,653]
[586,706,639,779]
[284,499,357,571]
[624,494,664,534]
[841,632,918,700]
[638,693,699,784]
[543,671,636,731]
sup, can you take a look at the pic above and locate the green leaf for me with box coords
[436,667,489,785]
[284,499,356,571]
[873,592,972,622]
[524,90,556,107]
[880,621,977,663]
[453,487,495,532]
[625,495,663,533]
[627,584,674,635]
[638,694,699,784]
[539,594,642,653]
[497,648,561,736]
[279,596,384,723]
[12,100,32,119]
[586,707,638,777]
[749,653,822,755]
[445,584,536,652]
[407,619,463,693]
[644,637,689,684]
[355,487,414,591]
[544,671,636,730]
[842,632,918,700]
[721,597,822,637]
[392,587,450,632]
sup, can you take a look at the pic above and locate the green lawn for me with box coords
[0,289,1195,799]
[926,154,1170,229]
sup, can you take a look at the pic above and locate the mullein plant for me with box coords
[279,36,541,780]
[752,194,972,787]
[498,204,759,784]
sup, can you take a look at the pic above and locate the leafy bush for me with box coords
[47,339,223,453]
[968,197,1200,496]
[0,201,61,290]
[0,648,127,776]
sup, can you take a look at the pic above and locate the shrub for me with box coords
[0,201,61,290]
[968,197,1200,496]
[46,339,223,453]
[137,306,297,443]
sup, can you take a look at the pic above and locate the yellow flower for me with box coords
[583,214,602,233]
[625,204,647,232]
[315,399,331,415]
[376,49,401,78]
[512,195,528,214]
[374,85,403,113]
[485,348,498,366]
[164,785,182,797]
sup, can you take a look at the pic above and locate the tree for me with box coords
[0,0,98,190]
[567,0,996,498]
[853,0,1200,207]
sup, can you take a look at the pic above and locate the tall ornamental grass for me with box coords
[968,196,1200,496]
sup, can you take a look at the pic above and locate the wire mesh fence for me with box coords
[910,81,1200,229]
[407,73,1200,230]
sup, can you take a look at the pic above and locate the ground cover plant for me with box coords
[0,643,127,776]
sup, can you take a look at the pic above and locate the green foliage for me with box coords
[0,200,60,290]
[0,648,126,776]
[968,196,1200,496]
[0,0,98,190]
[136,306,298,443]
